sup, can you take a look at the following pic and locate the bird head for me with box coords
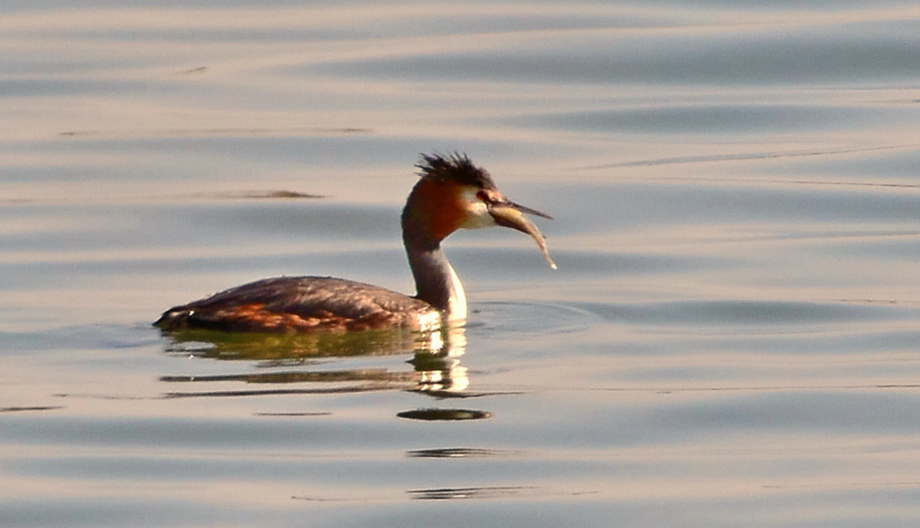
[403,153,556,269]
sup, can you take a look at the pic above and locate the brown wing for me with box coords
[154,276,439,333]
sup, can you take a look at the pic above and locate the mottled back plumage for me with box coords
[155,277,439,333]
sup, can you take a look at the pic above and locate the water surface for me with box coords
[3,2,920,527]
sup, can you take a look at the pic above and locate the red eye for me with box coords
[476,190,488,202]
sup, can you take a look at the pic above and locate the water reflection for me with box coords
[407,486,532,500]
[406,447,515,458]
[408,327,468,394]
[396,409,492,421]
[158,325,491,420]
[160,325,441,361]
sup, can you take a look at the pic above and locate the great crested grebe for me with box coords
[154,153,556,334]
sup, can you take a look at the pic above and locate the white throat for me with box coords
[444,260,467,323]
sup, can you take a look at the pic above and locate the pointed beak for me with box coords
[487,198,557,270]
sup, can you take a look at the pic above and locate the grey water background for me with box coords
[4,1,920,526]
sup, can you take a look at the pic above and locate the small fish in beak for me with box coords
[487,198,557,270]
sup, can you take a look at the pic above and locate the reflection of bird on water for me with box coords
[155,153,556,334]
[161,325,490,421]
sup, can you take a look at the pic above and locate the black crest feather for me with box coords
[416,152,497,190]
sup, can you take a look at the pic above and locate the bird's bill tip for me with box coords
[506,200,554,220]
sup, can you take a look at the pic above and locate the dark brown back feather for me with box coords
[154,276,438,333]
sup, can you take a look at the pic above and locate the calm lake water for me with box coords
[4,2,920,526]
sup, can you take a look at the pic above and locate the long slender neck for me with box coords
[404,243,467,321]
[402,204,467,322]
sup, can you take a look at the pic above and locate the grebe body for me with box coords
[155,153,554,334]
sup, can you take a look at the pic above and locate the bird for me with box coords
[154,153,556,334]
